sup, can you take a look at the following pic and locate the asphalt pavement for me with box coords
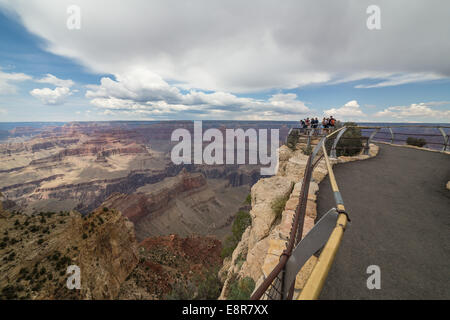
[317,144,450,299]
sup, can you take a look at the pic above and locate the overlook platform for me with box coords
[317,143,450,299]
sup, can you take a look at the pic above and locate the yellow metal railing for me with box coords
[298,141,349,300]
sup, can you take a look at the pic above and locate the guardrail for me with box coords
[251,127,348,300]
[357,125,450,152]
[251,124,449,300]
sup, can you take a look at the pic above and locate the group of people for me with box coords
[300,116,336,130]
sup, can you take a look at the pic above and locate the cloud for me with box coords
[324,100,366,120]
[375,102,450,121]
[30,87,73,105]
[0,108,7,115]
[86,69,310,120]
[2,0,450,93]
[0,69,32,94]
[355,73,446,88]
[30,74,76,105]
[86,69,183,104]
[36,74,75,88]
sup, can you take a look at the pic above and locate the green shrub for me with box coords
[165,280,197,300]
[232,211,252,240]
[287,129,300,150]
[7,251,16,261]
[221,211,252,259]
[1,285,18,300]
[334,122,363,156]
[227,276,255,300]
[271,195,288,221]
[406,137,427,147]
[195,268,222,300]
[221,236,237,259]
[301,144,312,155]
[244,194,251,205]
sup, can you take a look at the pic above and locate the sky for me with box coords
[0,0,450,123]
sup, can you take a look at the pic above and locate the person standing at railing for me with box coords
[329,116,336,128]
[300,119,306,133]
[323,117,330,134]
[312,117,319,135]
[321,117,327,135]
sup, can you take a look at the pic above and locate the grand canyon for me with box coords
[0,121,294,299]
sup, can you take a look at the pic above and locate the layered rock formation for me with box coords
[0,123,260,218]
[103,170,251,241]
[102,170,207,223]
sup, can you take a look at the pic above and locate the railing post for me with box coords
[306,129,313,151]
[330,127,347,158]
[388,127,394,144]
[438,127,449,152]
[364,128,380,155]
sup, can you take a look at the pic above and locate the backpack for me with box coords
[330,119,335,125]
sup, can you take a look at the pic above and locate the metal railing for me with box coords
[358,125,450,152]
[251,127,348,300]
[251,124,449,300]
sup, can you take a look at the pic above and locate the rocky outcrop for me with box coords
[118,235,223,300]
[0,204,223,300]
[218,174,295,299]
[76,210,139,299]
[0,207,138,300]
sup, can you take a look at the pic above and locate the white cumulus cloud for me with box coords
[375,103,450,121]
[85,68,310,119]
[85,69,310,120]
[0,69,32,94]
[36,74,75,88]
[30,87,73,105]
[324,100,366,121]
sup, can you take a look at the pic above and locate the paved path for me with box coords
[317,144,450,299]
